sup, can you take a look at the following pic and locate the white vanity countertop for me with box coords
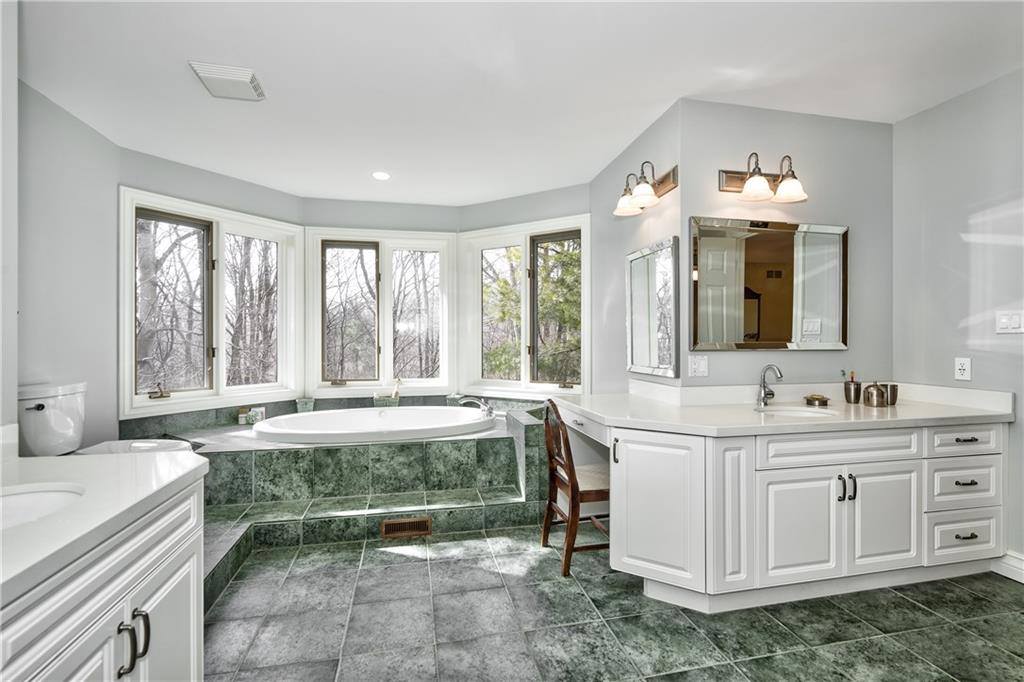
[554,393,1014,437]
[1,450,208,607]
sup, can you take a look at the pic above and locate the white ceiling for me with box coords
[19,2,1023,206]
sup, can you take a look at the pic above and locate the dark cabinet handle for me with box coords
[954,436,979,444]
[954,479,979,487]
[132,608,151,657]
[117,623,138,678]
[955,532,979,541]
[837,474,846,502]
[612,438,620,464]
[572,419,585,427]
[847,473,857,501]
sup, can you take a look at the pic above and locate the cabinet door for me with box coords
[127,534,203,682]
[845,461,922,575]
[707,437,756,593]
[32,605,129,682]
[757,466,845,587]
[609,429,705,590]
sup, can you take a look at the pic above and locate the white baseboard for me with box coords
[1,422,17,459]
[991,551,1024,583]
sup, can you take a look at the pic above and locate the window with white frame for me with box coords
[307,228,455,395]
[459,214,589,395]
[119,188,304,418]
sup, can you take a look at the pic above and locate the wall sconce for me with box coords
[718,152,808,203]
[612,161,679,217]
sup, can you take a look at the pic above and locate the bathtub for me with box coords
[251,406,495,444]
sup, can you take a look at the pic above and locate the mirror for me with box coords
[627,237,679,376]
[690,217,848,351]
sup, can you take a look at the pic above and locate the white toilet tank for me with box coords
[17,382,87,456]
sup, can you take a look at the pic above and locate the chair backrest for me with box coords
[543,399,577,489]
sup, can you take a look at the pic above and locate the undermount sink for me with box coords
[1,483,85,530]
[755,406,840,418]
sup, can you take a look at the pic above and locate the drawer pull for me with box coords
[612,437,620,464]
[954,532,979,541]
[847,473,857,501]
[954,479,979,487]
[117,623,138,678]
[572,419,585,427]
[132,608,151,657]
[837,474,847,502]
[954,436,979,444]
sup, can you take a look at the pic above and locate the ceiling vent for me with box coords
[189,61,265,101]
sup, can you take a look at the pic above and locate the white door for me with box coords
[697,237,744,347]
[610,429,706,590]
[845,461,922,575]
[127,534,203,682]
[757,466,845,587]
[706,437,757,593]
[33,605,129,682]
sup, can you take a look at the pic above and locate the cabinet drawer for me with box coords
[924,424,1003,458]
[559,405,610,446]
[1,483,202,675]
[924,507,1002,565]
[924,455,1002,512]
[755,429,920,469]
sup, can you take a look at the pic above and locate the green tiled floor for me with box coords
[204,521,1024,681]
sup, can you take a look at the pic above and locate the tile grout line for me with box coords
[424,531,441,682]
[332,539,367,682]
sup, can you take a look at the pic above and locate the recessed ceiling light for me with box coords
[371,171,391,181]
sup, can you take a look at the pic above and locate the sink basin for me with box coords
[755,406,840,418]
[1,483,85,530]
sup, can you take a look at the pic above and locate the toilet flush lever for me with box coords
[25,403,45,412]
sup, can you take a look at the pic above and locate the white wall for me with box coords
[587,101,682,394]
[893,70,1024,554]
[1,0,18,434]
[677,99,894,387]
[460,184,589,233]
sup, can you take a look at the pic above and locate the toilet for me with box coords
[17,382,87,456]
[17,382,193,457]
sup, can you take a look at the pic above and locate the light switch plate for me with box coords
[688,355,709,377]
[954,357,972,381]
[996,310,1024,334]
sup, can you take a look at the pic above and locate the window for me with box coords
[459,214,589,394]
[530,231,582,385]
[134,209,212,394]
[321,241,379,382]
[308,229,455,396]
[392,249,441,379]
[224,233,279,386]
[481,245,522,380]
[120,188,304,418]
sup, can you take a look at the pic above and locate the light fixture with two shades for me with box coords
[613,161,679,217]
[719,152,808,203]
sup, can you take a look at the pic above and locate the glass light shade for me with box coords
[613,193,642,217]
[771,176,808,203]
[739,174,773,201]
[631,181,659,208]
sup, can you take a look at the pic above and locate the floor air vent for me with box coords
[380,516,432,539]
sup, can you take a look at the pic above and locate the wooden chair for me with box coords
[540,399,610,576]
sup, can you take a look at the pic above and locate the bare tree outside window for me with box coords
[323,242,379,381]
[481,245,522,380]
[224,233,279,386]
[135,210,211,393]
[393,249,441,379]
[531,232,582,384]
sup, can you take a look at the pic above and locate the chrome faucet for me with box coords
[459,396,494,417]
[758,364,784,407]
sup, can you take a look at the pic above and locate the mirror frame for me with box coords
[689,217,849,351]
[626,236,680,377]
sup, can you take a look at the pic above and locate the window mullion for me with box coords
[212,222,224,395]
[520,233,531,388]
[380,242,394,386]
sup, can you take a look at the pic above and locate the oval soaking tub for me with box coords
[252,406,495,444]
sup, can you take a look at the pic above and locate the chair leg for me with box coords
[540,500,554,548]
[560,506,580,577]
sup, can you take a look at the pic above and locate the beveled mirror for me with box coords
[690,217,848,351]
[627,236,679,376]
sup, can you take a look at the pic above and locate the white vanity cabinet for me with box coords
[609,428,705,590]
[1,482,204,681]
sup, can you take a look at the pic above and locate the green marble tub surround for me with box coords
[425,488,483,509]
[484,501,543,529]
[305,495,370,518]
[254,449,313,501]
[312,445,369,497]
[302,516,367,545]
[479,484,523,504]
[241,500,312,523]
[367,491,428,513]
[425,439,477,489]
[476,437,519,488]
[204,451,254,506]
[369,442,426,492]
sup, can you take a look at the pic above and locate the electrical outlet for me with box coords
[954,357,972,381]
[688,355,709,377]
